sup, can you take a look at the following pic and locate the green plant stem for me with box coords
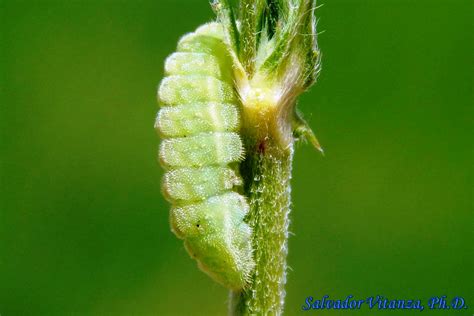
[231,137,293,315]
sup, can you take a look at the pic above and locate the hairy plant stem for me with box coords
[231,135,293,315]
[211,1,321,313]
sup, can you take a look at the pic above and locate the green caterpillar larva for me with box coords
[155,22,254,290]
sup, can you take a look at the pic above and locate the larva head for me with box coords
[171,193,253,289]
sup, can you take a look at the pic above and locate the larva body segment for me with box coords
[156,102,240,137]
[158,75,236,105]
[159,132,243,168]
[162,166,242,202]
[156,23,254,290]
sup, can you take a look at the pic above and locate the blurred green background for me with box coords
[1,0,472,315]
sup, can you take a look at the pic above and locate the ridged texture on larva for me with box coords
[155,22,254,290]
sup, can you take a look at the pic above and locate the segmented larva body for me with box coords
[155,23,254,290]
